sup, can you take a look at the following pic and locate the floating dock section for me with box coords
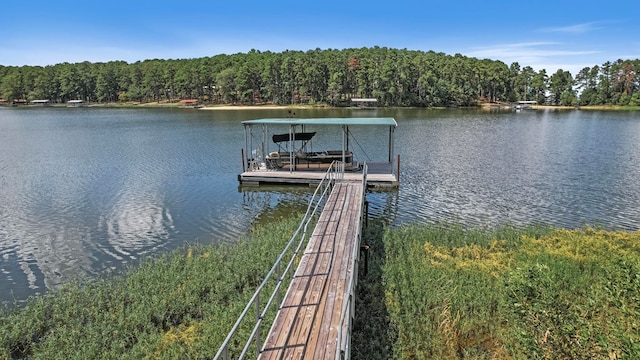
[239,161,397,188]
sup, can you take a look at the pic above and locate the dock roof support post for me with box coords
[249,126,254,169]
[388,125,394,163]
[342,125,347,168]
[262,124,267,165]
[243,124,249,172]
[289,124,294,173]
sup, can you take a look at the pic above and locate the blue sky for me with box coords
[2,0,638,76]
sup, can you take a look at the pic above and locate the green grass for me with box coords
[351,219,394,360]
[0,216,302,359]
[577,105,640,111]
[3,219,639,359]
[382,223,640,359]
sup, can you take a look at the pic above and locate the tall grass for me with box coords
[3,219,638,359]
[0,216,302,359]
[383,224,640,359]
[351,218,394,360]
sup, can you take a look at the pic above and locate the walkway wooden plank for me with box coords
[260,182,363,360]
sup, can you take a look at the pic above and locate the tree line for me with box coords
[1,47,638,107]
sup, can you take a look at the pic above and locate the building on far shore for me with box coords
[67,100,84,107]
[351,98,378,109]
[31,99,50,106]
[179,99,202,108]
[512,100,537,111]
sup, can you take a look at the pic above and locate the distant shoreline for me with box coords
[198,105,310,110]
[141,101,640,111]
[198,104,640,111]
[3,101,638,111]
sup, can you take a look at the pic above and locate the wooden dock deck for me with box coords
[259,181,364,360]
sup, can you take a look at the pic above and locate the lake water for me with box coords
[1,106,639,305]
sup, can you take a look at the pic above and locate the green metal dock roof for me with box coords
[241,117,397,127]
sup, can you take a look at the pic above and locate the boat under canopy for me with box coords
[238,117,399,188]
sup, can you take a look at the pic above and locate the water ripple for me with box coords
[2,108,640,306]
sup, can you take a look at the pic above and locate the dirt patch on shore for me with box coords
[199,105,317,110]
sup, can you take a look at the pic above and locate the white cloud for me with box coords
[540,22,602,34]
[468,42,598,59]
[464,42,601,74]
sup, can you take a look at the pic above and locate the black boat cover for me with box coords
[272,132,316,143]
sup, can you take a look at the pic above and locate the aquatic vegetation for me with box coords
[383,224,640,359]
[0,216,301,359]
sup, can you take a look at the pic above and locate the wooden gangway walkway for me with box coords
[259,181,364,359]
[214,163,367,360]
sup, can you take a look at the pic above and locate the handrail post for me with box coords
[255,292,261,357]
[276,262,281,308]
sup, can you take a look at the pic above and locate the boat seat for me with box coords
[266,152,283,170]
[247,158,259,171]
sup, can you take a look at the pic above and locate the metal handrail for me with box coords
[335,162,368,360]
[214,161,345,360]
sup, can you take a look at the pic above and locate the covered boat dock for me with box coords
[238,117,399,188]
